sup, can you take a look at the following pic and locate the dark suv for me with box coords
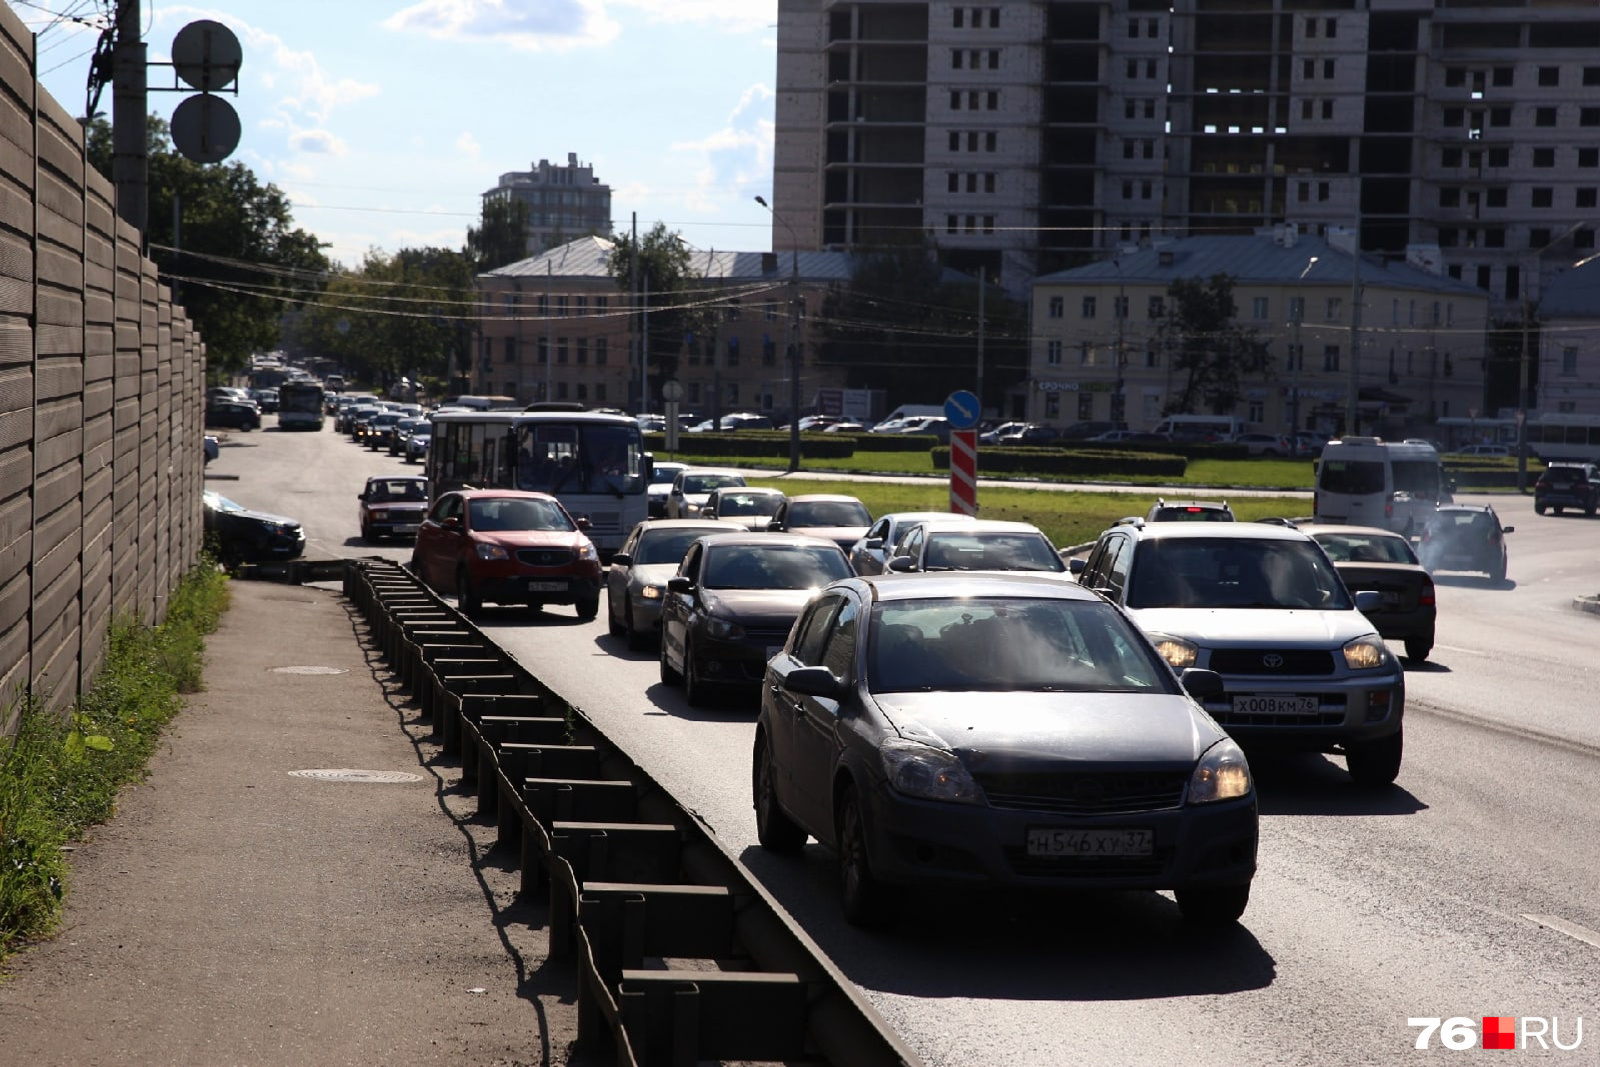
[1533,463,1600,517]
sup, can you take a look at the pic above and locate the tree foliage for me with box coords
[282,247,476,396]
[605,222,710,406]
[86,117,330,379]
[816,245,1028,411]
[467,196,531,272]
[1155,274,1274,415]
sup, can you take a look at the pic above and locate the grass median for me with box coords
[0,560,230,962]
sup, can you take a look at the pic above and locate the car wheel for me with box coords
[837,789,894,928]
[753,733,806,854]
[1535,502,1547,515]
[1553,505,1564,515]
[1404,631,1433,663]
[624,602,649,653]
[456,566,483,618]
[684,643,710,707]
[575,594,600,621]
[1490,557,1507,583]
[1175,883,1251,926]
[606,590,625,637]
[1345,726,1403,787]
[659,634,682,686]
[1587,501,1597,517]
[360,523,375,544]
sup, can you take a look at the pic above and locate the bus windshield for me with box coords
[514,421,645,496]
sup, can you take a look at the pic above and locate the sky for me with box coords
[20,0,782,268]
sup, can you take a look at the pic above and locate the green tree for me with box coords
[1154,274,1273,414]
[605,222,709,408]
[86,116,331,379]
[816,245,1029,409]
[467,196,531,271]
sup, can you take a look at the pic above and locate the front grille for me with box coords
[975,771,1188,816]
[1211,708,1346,728]
[516,547,577,567]
[743,626,792,643]
[584,510,623,535]
[1003,847,1172,879]
[1210,648,1335,675]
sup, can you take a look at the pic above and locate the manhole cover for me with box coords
[269,665,349,675]
[288,769,424,784]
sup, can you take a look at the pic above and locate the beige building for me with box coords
[473,238,857,418]
[1535,257,1600,417]
[1028,229,1491,438]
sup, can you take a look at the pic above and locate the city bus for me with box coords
[424,409,650,556]
[277,380,326,431]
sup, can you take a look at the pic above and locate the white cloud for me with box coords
[290,129,346,155]
[669,84,774,214]
[456,132,483,161]
[608,0,776,33]
[383,0,620,52]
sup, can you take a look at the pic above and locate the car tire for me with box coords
[624,603,649,653]
[684,644,710,707]
[1587,501,1597,517]
[457,566,483,618]
[837,789,894,928]
[1175,883,1251,926]
[1404,632,1433,663]
[1553,505,1564,515]
[1490,559,1506,583]
[575,594,600,621]
[753,733,806,854]
[1346,726,1403,787]
[659,635,682,686]
[606,590,625,637]
[1535,503,1546,515]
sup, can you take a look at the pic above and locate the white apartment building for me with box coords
[482,153,614,258]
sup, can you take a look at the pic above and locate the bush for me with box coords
[644,431,855,460]
[0,560,229,958]
[843,433,941,454]
[933,446,1189,480]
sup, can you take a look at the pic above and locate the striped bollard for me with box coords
[950,430,977,515]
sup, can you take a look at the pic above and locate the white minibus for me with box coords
[1313,437,1452,535]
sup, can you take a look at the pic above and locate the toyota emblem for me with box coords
[1262,653,1284,669]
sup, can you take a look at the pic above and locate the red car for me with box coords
[410,489,602,618]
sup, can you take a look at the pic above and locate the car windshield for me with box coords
[206,492,245,513]
[714,492,782,517]
[1150,506,1233,522]
[367,479,428,503]
[1543,467,1586,485]
[684,474,744,494]
[789,500,870,527]
[1392,460,1444,498]
[651,466,685,486]
[635,528,720,566]
[867,597,1175,694]
[1433,511,1497,537]
[923,532,1064,572]
[702,545,852,590]
[1314,532,1417,565]
[1319,460,1385,495]
[1126,538,1353,610]
[467,497,574,532]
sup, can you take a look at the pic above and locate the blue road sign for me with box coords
[945,390,981,430]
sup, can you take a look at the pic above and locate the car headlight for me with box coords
[880,737,982,805]
[1189,738,1252,804]
[1342,635,1389,670]
[684,502,702,515]
[475,542,510,561]
[640,585,662,600]
[369,510,388,520]
[704,615,745,640]
[578,541,599,562]
[1150,635,1199,669]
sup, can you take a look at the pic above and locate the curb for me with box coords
[1574,596,1600,616]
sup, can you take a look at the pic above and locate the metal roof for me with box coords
[483,237,859,284]
[1035,233,1482,296]
[1538,255,1600,319]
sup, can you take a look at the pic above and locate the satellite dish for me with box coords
[170,94,241,164]
[171,20,242,92]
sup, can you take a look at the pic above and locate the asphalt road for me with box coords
[219,422,1600,1066]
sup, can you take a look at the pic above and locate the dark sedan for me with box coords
[1300,524,1437,662]
[205,401,260,431]
[753,573,1257,927]
[358,475,430,542]
[659,532,854,706]
[203,490,305,568]
[1417,504,1512,582]
[766,494,872,553]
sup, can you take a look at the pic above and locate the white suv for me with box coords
[1072,522,1406,785]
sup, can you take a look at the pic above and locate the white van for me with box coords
[1314,437,1452,534]
[872,404,945,432]
[1150,414,1244,441]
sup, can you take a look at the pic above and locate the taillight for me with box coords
[1420,577,1435,606]
[1384,499,1394,518]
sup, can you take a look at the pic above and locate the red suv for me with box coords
[410,490,602,618]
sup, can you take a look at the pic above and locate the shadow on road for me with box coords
[1249,751,1428,816]
[1431,573,1516,591]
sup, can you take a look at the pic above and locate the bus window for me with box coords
[516,426,580,492]
[580,424,644,493]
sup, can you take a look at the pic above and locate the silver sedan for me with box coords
[605,519,744,650]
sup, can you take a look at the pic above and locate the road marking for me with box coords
[1523,914,1600,950]
[1433,643,1486,656]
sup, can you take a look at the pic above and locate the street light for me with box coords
[755,195,802,474]
[1288,255,1319,436]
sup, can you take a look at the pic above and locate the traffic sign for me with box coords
[949,430,978,515]
[945,390,981,430]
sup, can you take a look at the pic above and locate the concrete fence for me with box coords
[0,3,206,729]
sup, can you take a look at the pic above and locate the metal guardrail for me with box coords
[320,557,922,1067]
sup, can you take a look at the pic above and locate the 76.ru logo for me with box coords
[1408,1017,1583,1050]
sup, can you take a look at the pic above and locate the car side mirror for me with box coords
[575,516,592,532]
[1353,590,1383,614]
[783,665,846,701]
[442,516,461,530]
[610,552,632,568]
[1067,557,1086,574]
[667,575,694,594]
[886,556,915,573]
[1502,525,1514,534]
[358,492,367,501]
[766,519,783,532]
[864,536,884,550]
[1179,668,1224,701]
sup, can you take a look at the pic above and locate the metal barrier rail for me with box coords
[330,558,922,1067]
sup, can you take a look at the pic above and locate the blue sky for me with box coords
[23,0,781,268]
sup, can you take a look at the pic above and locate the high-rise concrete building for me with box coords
[482,153,614,257]
[774,0,1600,313]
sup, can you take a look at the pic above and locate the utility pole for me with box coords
[706,248,721,429]
[112,0,148,235]
[755,195,802,473]
[544,260,553,402]
[976,267,986,420]
[1342,229,1362,436]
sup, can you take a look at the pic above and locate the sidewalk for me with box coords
[0,579,579,1066]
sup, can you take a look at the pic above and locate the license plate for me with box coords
[1026,828,1153,858]
[527,580,568,592]
[1379,591,1400,607]
[1232,693,1320,715]
[393,524,419,534]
